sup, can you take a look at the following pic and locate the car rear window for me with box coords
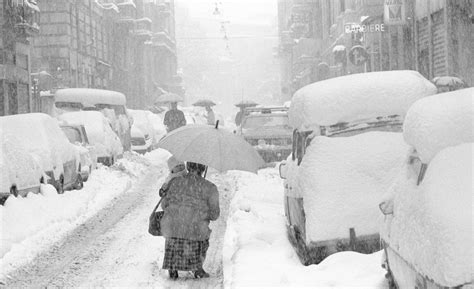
[62,127,82,144]
[242,115,289,129]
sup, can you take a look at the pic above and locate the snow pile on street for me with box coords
[384,143,473,286]
[223,169,387,288]
[0,153,150,278]
[403,88,474,163]
[289,70,436,129]
[298,132,409,242]
[128,109,166,144]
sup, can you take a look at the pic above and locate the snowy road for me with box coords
[2,152,238,288]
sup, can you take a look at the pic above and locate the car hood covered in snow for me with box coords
[297,131,410,243]
[289,70,437,130]
[403,87,474,163]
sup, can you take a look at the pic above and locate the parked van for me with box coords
[380,88,474,289]
[279,70,437,265]
[55,88,132,151]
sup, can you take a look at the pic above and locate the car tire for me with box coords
[74,173,84,190]
[10,185,18,197]
[56,176,64,194]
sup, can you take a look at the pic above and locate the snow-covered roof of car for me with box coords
[298,131,409,243]
[55,88,126,106]
[385,143,473,286]
[403,87,474,163]
[0,113,76,170]
[289,70,437,130]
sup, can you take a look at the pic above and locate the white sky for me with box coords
[177,0,278,26]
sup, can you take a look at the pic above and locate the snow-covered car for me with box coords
[60,124,97,182]
[128,109,166,148]
[54,88,133,151]
[239,106,292,163]
[0,134,44,204]
[131,125,152,154]
[279,70,437,265]
[57,111,123,166]
[0,113,82,194]
[380,88,474,289]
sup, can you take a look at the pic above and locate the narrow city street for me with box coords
[2,151,238,288]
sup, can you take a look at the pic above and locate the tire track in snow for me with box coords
[2,165,166,288]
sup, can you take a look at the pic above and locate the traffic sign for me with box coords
[348,45,368,66]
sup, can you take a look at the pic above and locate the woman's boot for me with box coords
[194,268,210,278]
[169,270,178,280]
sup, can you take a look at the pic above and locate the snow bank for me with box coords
[223,169,387,288]
[298,132,409,242]
[403,88,474,163]
[384,143,473,286]
[289,70,436,129]
[0,153,150,278]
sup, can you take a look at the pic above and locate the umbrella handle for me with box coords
[204,166,208,178]
[215,120,219,129]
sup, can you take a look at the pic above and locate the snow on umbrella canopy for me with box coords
[155,92,184,104]
[235,100,258,108]
[157,122,264,173]
[193,99,216,107]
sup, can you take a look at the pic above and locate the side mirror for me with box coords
[279,162,287,179]
[379,200,394,215]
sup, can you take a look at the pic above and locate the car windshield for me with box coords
[62,127,82,144]
[56,102,83,110]
[242,115,289,129]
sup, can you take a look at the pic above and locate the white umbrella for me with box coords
[157,122,264,173]
[155,92,184,103]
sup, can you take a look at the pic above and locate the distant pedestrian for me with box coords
[159,162,220,280]
[235,106,244,126]
[163,102,186,133]
[205,106,215,125]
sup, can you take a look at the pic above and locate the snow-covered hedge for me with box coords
[383,143,473,286]
[403,87,474,163]
[298,131,409,242]
[289,70,436,130]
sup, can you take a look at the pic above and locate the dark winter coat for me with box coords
[163,109,186,132]
[160,173,220,241]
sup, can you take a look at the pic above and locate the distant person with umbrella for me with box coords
[205,106,215,125]
[163,102,186,133]
[234,100,258,126]
[193,99,216,125]
[159,161,220,280]
[234,106,245,126]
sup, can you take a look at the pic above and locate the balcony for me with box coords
[116,0,136,26]
[151,32,176,55]
[132,18,153,41]
[12,0,40,37]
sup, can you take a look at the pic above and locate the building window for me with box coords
[340,0,345,13]
[8,82,18,115]
[0,80,4,116]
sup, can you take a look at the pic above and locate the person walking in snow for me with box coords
[205,106,215,126]
[163,102,186,133]
[234,106,244,126]
[159,162,220,280]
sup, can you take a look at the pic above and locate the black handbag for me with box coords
[148,198,165,236]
